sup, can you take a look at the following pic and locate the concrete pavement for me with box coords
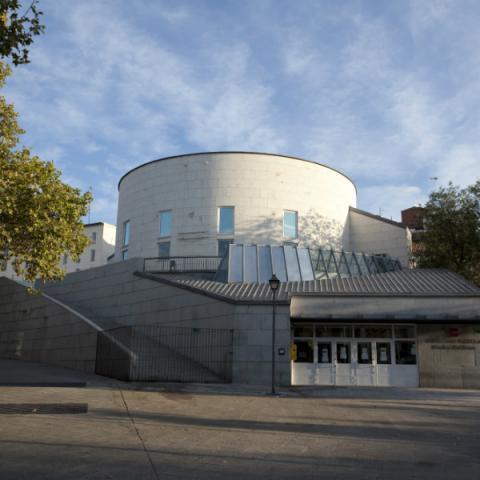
[0,359,479,479]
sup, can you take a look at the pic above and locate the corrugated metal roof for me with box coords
[137,268,480,304]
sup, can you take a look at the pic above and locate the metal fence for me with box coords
[95,325,233,383]
[143,256,222,274]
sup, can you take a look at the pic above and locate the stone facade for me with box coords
[0,278,99,372]
[418,324,480,389]
[115,152,357,260]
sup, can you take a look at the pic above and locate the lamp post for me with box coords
[269,274,280,395]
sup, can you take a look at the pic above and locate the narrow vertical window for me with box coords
[91,232,97,244]
[218,239,233,258]
[90,249,96,262]
[283,210,298,238]
[123,220,130,246]
[159,210,172,237]
[218,207,234,234]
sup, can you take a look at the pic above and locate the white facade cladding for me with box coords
[115,152,358,261]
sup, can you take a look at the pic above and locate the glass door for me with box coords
[334,341,353,385]
[355,341,375,386]
[315,341,333,385]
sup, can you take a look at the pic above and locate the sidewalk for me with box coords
[1,359,480,480]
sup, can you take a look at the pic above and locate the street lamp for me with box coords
[269,274,280,395]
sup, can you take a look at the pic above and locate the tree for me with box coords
[417,181,480,286]
[0,0,44,65]
[0,2,92,284]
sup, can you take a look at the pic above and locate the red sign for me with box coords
[449,327,460,337]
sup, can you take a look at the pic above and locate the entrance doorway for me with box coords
[291,324,418,387]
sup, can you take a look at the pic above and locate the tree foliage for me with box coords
[0,0,44,65]
[418,181,480,286]
[0,61,92,283]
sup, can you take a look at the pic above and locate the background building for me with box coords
[0,222,116,282]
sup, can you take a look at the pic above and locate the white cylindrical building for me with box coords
[114,152,357,260]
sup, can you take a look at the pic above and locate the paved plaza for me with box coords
[0,360,479,479]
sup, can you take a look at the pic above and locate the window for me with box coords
[218,207,234,234]
[293,340,314,363]
[91,232,97,244]
[293,326,314,337]
[394,326,415,339]
[283,210,297,238]
[357,342,372,364]
[336,343,351,363]
[122,220,130,246]
[318,343,332,364]
[376,343,392,364]
[63,254,68,265]
[316,326,352,338]
[122,249,128,261]
[354,326,392,338]
[218,239,233,258]
[159,210,172,237]
[395,341,416,365]
[158,242,170,257]
[90,249,95,262]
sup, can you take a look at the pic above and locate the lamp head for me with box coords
[269,274,280,292]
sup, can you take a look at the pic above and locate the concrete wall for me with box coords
[0,278,99,372]
[349,208,411,266]
[233,304,291,386]
[42,259,292,385]
[418,324,480,389]
[115,152,357,260]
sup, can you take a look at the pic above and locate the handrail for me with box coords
[143,256,222,273]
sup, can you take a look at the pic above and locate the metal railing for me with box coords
[143,256,222,274]
[95,325,233,383]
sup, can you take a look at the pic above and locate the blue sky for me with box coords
[4,0,480,224]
